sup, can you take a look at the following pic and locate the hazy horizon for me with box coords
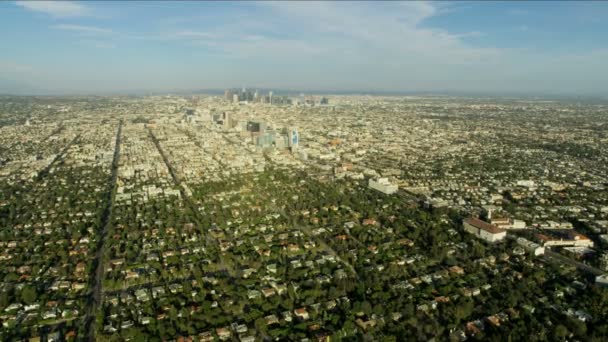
[1,1,608,96]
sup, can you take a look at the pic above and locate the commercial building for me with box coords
[289,128,299,150]
[535,231,594,248]
[247,121,266,134]
[515,237,545,256]
[212,112,233,129]
[256,134,275,148]
[369,178,398,195]
[491,216,527,229]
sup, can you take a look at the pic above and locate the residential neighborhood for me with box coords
[1,93,608,341]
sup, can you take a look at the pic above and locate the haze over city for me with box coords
[1,1,608,96]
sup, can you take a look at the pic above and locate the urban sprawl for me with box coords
[1,91,608,341]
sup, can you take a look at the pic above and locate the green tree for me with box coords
[0,289,9,307]
[21,285,37,304]
[553,324,569,340]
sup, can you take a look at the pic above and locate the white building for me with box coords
[595,274,608,287]
[517,180,535,188]
[463,217,507,243]
[369,177,398,195]
[536,231,594,248]
[492,217,527,229]
[515,237,545,256]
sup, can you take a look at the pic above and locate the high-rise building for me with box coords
[274,134,289,149]
[247,121,266,134]
[225,89,235,102]
[289,128,299,150]
[256,133,275,148]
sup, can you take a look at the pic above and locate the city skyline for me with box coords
[1,1,608,96]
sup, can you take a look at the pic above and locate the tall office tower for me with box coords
[246,121,266,134]
[233,94,239,103]
[222,112,232,128]
[269,91,274,105]
[289,128,299,150]
[224,89,234,101]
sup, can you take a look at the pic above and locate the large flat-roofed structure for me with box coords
[463,217,507,243]
[535,231,594,248]
[369,177,398,195]
[516,237,545,256]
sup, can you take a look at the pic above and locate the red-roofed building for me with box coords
[463,217,507,243]
[534,231,594,248]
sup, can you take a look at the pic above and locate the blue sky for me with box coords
[1,1,607,95]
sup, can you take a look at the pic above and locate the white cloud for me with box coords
[167,2,490,61]
[52,24,113,35]
[220,2,502,67]
[15,1,91,17]
[130,30,217,42]
[9,1,608,95]
[150,1,510,91]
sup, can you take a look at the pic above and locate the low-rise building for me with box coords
[595,274,608,287]
[535,231,594,248]
[369,177,398,195]
[515,237,545,256]
[463,217,507,243]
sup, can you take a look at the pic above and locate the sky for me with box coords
[1,1,607,96]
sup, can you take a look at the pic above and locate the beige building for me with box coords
[463,217,507,243]
[369,177,398,195]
